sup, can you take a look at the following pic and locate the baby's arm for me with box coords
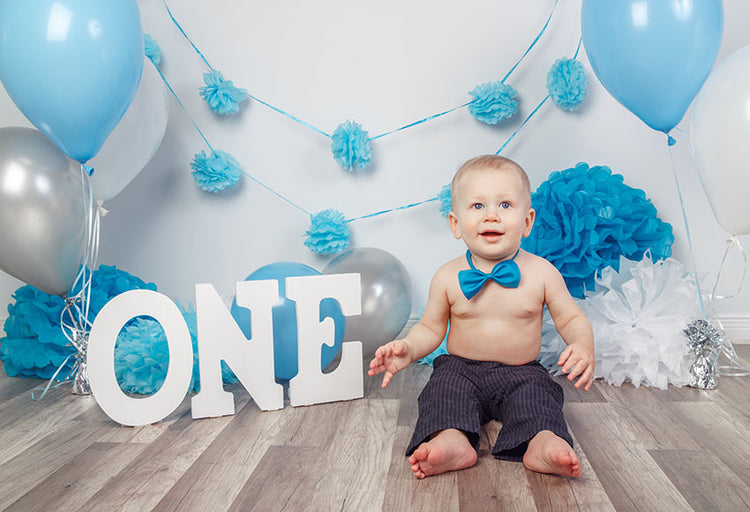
[368,267,452,388]
[543,262,595,391]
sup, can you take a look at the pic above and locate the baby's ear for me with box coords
[522,208,535,237]
[448,211,462,240]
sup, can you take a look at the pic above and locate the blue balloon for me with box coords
[0,0,143,162]
[582,0,722,133]
[231,262,345,381]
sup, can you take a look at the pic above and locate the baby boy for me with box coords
[369,155,594,479]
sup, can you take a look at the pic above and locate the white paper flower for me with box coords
[539,255,701,389]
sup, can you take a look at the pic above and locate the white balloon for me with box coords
[690,45,750,236]
[88,58,169,201]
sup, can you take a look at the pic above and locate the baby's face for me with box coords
[449,168,534,265]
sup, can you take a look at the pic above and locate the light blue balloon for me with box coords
[582,0,722,133]
[0,0,143,163]
[231,262,345,381]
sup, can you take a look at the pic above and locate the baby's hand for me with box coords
[558,342,595,391]
[368,339,412,388]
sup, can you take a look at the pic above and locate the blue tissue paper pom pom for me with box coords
[191,149,241,193]
[521,162,674,298]
[1,266,156,381]
[468,81,518,125]
[144,34,161,65]
[331,120,372,172]
[546,58,587,111]
[438,184,451,217]
[305,209,351,255]
[199,69,248,115]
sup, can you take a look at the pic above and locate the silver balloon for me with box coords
[323,247,412,356]
[0,127,86,296]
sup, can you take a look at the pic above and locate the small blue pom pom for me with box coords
[331,120,372,172]
[305,209,351,255]
[467,81,518,125]
[546,58,587,111]
[438,184,451,217]
[199,70,248,115]
[191,150,242,193]
[144,34,161,65]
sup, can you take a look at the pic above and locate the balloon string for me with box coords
[710,237,747,300]
[667,138,708,319]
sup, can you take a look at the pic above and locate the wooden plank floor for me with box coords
[1,347,750,511]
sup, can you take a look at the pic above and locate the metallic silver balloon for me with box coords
[0,127,86,296]
[323,247,412,356]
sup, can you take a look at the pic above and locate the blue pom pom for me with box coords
[521,162,674,298]
[546,58,587,111]
[331,120,372,172]
[191,150,241,193]
[467,81,518,125]
[144,34,161,65]
[438,184,451,217]
[199,69,248,115]
[1,267,157,381]
[304,209,351,255]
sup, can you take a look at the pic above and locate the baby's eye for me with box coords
[500,201,511,209]
[472,203,484,210]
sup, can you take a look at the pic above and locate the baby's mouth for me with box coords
[480,230,503,240]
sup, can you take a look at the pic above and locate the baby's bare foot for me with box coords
[523,430,581,477]
[407,429,477,479]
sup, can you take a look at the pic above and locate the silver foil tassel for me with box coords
[683,319,723,389]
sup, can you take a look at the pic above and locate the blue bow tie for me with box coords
[458,249,521,300]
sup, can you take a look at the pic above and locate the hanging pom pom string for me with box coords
[501,0,559,84]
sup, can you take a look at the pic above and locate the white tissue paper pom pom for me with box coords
[539,255,701,389]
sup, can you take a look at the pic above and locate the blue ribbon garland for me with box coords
[157,0,575,228]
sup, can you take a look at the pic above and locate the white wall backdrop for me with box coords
[2,0,750,336]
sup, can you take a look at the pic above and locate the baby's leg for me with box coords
[522,430,581,477]
[408,428,477,479]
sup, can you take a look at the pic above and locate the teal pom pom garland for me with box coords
[304,209,351,255]
[331,120,373,172]
[468,81,518,125]
[191,149,242,193]
[522,162,674,298]
[546,58,587,111]
[199,69,248,115]
[144,34,161,65]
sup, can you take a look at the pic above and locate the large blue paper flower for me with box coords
[305,209,351,255]
[331,120,372,172]
[546,58,587,111]
[191,149,242,193]
[522,162,674,298]
[467,81,518,125]
[199,69,248,115]
[1,266,156,381]
[144,34,161,65]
